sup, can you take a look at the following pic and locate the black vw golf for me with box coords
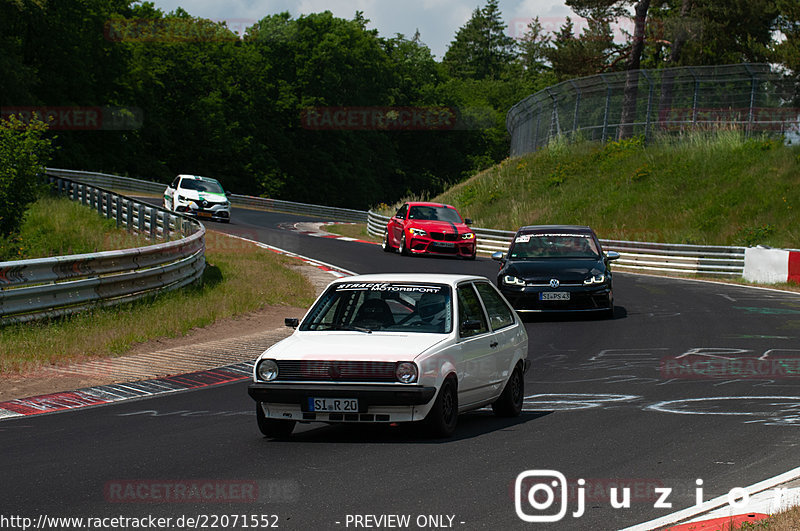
[492,225,620,317]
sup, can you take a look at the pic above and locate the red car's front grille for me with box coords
[430,232,458,241]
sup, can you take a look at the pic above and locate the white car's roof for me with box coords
[332,273,488,288]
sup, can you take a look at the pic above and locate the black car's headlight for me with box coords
[256,359,279,381]
[583,274,606,285]
[503,275,526,286]
[395,362,418,384]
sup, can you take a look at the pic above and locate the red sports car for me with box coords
[382,202,477,259]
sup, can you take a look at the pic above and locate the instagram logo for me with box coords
[514,470,568,522]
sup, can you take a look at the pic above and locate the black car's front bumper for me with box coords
[499,285,613,312]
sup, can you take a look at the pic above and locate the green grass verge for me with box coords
[0,201,316,374]
[0,195,154,260]
[378,132,800,248]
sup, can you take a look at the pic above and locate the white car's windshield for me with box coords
[301,282,452,334]
[509,232,600,259]
[180,179,224,194]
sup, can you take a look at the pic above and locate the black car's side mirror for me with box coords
[491,251,505,262]
[285,318,299,328]
[606,251,621,261]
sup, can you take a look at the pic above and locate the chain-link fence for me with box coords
[507,63,800,157]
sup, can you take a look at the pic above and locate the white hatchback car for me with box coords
[163,174,231,223]
[248,273,529,438]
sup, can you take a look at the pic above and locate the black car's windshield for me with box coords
[300,282,452,334]
[180,179,224,194]
[408,206,462,223]
[509,232,600,259]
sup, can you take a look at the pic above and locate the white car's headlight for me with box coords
[395,362,418,384]
[503,275,526,286]
[409,228,427,237]
[583,274,605,285]
[461,232,475,240]
[256,359,279,381]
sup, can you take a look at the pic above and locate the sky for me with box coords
[148,0,586,59]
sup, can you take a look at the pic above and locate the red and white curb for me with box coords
[284,221,378,246]
[622,465,800,530]
[0,363,253,419]
[0,238,355,421]
[224,232,357,277]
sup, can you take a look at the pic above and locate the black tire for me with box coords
[256,403,295,438]
[400,233,410,256]
[382,232,394,252]
[492,365,524,417]
[424,377,458,437]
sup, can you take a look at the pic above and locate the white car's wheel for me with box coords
[491,364,524,417]
[424,377,458,437]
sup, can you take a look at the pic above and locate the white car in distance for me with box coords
[248,273,529,438]
[163,174,231,223]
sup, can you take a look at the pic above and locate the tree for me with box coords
[566,0,652,138]
[443,0,517,80]
[547,14,619,80]
[517,17,552,82]
[0,115,52,236]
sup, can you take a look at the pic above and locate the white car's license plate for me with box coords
[541,292,570,301]
[308,398,358,412]
[197,211,212,218]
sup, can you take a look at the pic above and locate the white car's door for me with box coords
[473,281,519,397]
[453,282,500,408]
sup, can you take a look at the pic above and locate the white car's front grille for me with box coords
[276,360,396,382]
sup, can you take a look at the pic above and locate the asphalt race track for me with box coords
[2,204,800,530]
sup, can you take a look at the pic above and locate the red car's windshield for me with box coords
[408,206,462,223]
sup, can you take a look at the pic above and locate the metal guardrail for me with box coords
[0,174,205,324]
[367,211,745,277]
[46,168,368,223]
[39,169,746,278]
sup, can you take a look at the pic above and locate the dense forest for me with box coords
[1,0,798,209]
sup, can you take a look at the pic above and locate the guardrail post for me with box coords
[149,207,157,240]
[115,196,122,227]
[137,204,145,234]
[125,200,133,231]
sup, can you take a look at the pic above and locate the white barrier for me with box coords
[744,247,800,284]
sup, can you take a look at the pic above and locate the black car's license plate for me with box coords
[540,292,570,301]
